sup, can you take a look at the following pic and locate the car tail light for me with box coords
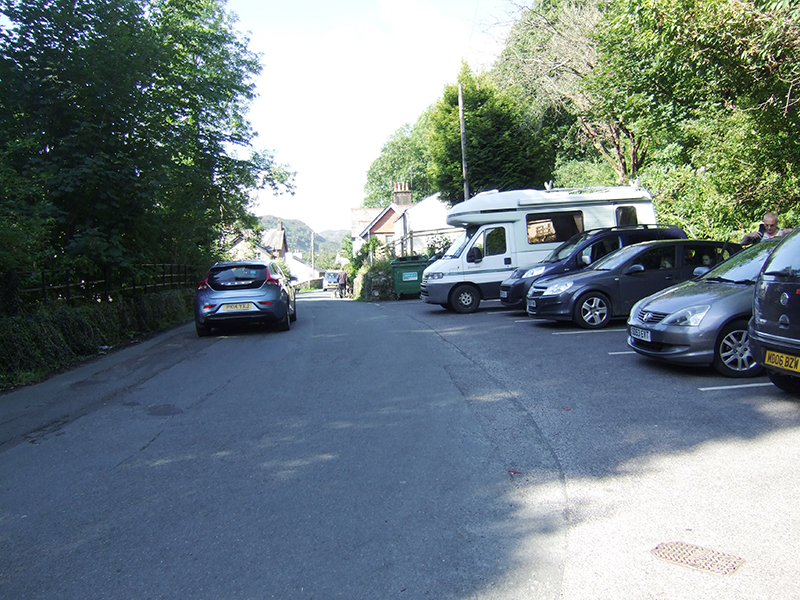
[258,301,273,305]
[197,276,210,290]
[265,277,280,286]
[203,304,217,309]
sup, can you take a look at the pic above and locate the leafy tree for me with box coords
[427,64,558,204]
[492,0,649,183]
[593,0,800,230]
[0,0,292,274]
[363,119,435,207]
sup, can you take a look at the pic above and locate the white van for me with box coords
[420,185,658,313]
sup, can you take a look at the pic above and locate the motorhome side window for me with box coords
[616,206,639,226]
[526,211,584,244]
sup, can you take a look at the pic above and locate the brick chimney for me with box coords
[392,182,411,205]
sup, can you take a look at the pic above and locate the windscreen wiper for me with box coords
[764,267,799,278]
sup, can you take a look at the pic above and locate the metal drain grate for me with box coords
[652,541,744,575]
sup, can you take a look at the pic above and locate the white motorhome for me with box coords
[420,185,658,313]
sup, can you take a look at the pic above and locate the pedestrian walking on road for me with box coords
[337,266,348,298]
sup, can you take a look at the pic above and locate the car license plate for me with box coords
[764,350,800,374]
[223,303,253,312]
[500,290,507,299]
[527,299,536,309]
[630,326,651,342]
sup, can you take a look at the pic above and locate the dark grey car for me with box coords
[526,239,741,329]
[194,260,297,337]
[499,224,686,309]
[749,229,800,394]
[627,239,779,377]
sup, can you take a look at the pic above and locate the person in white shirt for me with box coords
[741,212,793,244]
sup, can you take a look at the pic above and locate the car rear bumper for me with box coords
[195,299,288,326]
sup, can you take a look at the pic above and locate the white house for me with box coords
[283,252,323,284]
[392,193,461,256]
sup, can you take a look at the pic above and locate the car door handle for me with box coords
[504,257,511,265]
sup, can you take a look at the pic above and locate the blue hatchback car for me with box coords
[194,260,297,336]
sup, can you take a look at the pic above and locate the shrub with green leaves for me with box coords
[0,289,194,391]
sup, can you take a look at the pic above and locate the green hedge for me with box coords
[0,289,194,392]
[352,258,395,301]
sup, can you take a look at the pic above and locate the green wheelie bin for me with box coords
[391,255,428,297]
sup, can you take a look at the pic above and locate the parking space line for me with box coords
[608,351,636,355]
[699,382,774,392]
[552,329,628,335]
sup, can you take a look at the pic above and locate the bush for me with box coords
[353,257,395,301]
[0,289,194,391]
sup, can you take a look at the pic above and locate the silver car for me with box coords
[627,239,780,377]
[194,260,297,337]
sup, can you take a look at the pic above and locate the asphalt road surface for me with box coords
[1,291,799,599]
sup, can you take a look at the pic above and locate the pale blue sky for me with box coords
[225,0,516,233]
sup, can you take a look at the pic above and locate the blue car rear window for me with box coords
[208,265,267,290]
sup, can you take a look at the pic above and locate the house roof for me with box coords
[358,203,412,239]
[261,228,287,252]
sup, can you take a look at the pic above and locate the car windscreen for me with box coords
[208,265,267,290]
[761,232,800,280]
[701,240,779,283]
[544,231,593,263]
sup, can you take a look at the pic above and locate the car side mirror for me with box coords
[467,247,483,263]
[624,264,645,275]
[581,255,591,265]
[693,266,710,277]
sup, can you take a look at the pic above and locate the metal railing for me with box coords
[1,263,201,315]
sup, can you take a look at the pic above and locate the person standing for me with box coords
[336,266,348,298]
[741,212,793,244]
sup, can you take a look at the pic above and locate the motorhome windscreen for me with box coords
[526,211,584,244]
[443,227,479,258]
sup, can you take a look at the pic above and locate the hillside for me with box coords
[257,215,347,258]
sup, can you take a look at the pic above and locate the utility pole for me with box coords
[458,82,470,201]
[311,231,315,272]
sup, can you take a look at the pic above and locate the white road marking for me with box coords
[552,329,628,335]
[699,382,774,392]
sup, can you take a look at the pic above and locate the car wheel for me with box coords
[196,321,211,337]
[573,292,611,329]
[767,369,800,396]
[450,284,480,314]
[277,306,291,331]
[712,319,763,377]
[289,297,297,322]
